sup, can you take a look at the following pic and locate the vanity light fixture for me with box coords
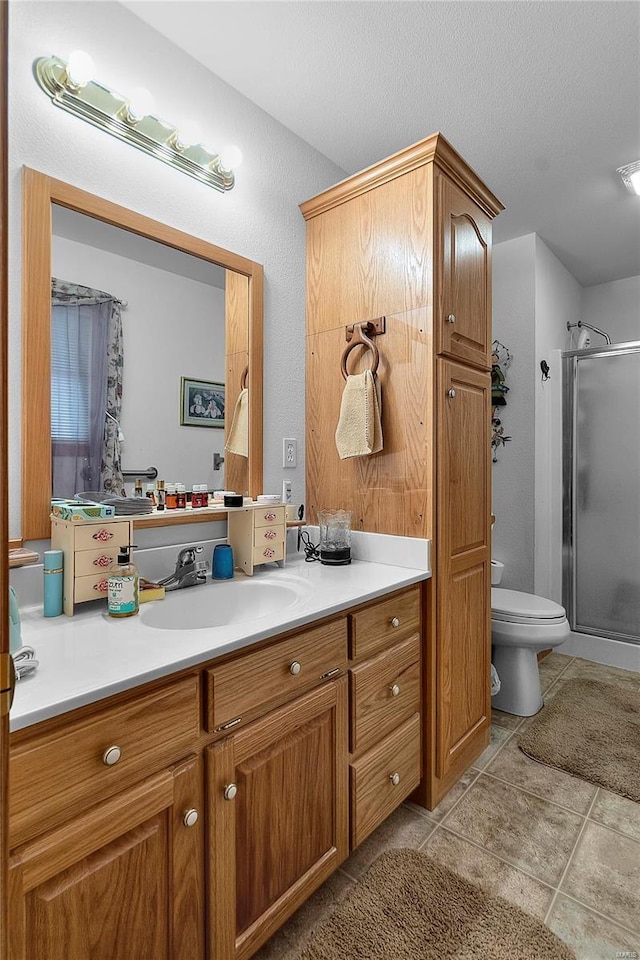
[617,160,640,196]
[34,52,242,192]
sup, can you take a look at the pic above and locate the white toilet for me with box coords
[490,566,570,716]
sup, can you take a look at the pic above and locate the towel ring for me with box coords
[240,365,249,389]
[341,322,380,381]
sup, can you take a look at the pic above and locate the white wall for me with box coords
[492,233,582,600]
[52,235,226,493]
[533,236,581,601]
[8,0,346,539]
[491,234,536,591]
[581,275,640,345]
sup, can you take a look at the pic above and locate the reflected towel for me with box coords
[224,388,249,457]
[335,371,383,459]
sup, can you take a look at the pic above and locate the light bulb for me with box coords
[126,87,155,122]
[66,50,94,88]
[630,170,640,196]
[219,144,243,171]
[175,120,202,150]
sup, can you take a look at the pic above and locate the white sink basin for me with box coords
[139,573,313,630]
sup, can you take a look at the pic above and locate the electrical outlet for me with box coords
[283,438,297,468]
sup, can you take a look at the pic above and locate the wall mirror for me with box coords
[22,167,263,541]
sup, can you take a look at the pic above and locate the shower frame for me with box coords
[562,339,640,645]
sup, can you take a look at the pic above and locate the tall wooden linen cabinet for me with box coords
[300,133,504,807]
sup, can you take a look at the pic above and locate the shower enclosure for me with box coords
[563,340,640,644]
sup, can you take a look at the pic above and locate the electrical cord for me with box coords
[298,529,320,562]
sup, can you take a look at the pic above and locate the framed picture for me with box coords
[180,377,225,428]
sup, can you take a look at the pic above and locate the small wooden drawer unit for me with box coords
[205,617,347,733]
[349,634,421,756]
[227,505,286,576]
[349,585,421,660]
[350,712,422,848]
[9,675,200,847]
[51,516,134,616]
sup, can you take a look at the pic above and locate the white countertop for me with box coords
[10,556,430,732]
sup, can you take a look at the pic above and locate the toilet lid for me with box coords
[491,588,567,624]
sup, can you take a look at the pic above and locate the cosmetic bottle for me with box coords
[176,483,186,509]
[107,545,139,618]
[145,483,156,507]
[165,483,178,510]
[134,478,144,498]
[156,480,165,511]
[43,549,64,617]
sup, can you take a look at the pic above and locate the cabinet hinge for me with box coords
[214,716,242,733]
[0,653,15,717]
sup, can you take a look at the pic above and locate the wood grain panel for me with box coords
[225,349,249,496]
[1,6,9,956]
[435,174,492,369]
[349,585,421,661]
[225,270,249,355]
[305,165,431,336]
[349,633,421,756]
[205,618,347,732]
[172,756,205,960]
[350,712,421,848]
[10,676,199,847]
[306,308,432,537]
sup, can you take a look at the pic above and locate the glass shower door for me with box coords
[565,346,640,643]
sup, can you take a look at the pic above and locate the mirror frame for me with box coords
[21,166,263,541]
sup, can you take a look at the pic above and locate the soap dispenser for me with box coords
[107,545,139,618]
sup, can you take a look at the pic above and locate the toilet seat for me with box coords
[491,588,566,626]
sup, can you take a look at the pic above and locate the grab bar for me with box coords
[122,466,158,481]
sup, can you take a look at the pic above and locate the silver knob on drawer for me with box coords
[289,660,302,676]
[447,314,456,324]
[389,772,401,786]
[183,808,199,828]
[390,617,400,628]
[447,388,456,399]
[102,745,121,766]
[390,683,401,697]
[223,783,238,801]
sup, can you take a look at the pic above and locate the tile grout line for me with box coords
[543,788,600,927]
[419,821,556,894]
[553,889,640,938]
[479,767,596,819]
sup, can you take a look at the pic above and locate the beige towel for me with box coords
[224,388,249,457]
[335,371,383,459]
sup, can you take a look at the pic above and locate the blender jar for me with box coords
[318,510,352,565]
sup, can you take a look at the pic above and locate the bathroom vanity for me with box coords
[8,559,428,960]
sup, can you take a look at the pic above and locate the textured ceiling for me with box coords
[121,1,640,287]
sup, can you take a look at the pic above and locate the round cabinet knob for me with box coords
[102,745,121,767]
[447,314,456,324]
[289,660,302,676]
[447,388,456,399]
[389,772,401,786]
[183,808,199,828]
[390,683,401,698]
[390,617,400,628]
[223,783,238,801]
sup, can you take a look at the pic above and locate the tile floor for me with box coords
[255,655,640,960]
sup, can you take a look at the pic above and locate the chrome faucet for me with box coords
[160,545,209,590]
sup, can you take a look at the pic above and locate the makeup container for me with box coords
[43,549,64,617]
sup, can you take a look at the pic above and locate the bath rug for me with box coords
[518,678,640,803]
[294,849,574,960]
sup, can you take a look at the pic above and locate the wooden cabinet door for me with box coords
[435,360,491,779]
[8,756,204,960]
[436,174,492,369]
[208,679,348,960]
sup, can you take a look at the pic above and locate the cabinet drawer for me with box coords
[350,634,421,756]
[350,585,421,661]
[73,521,132,551]
[253,525,284,548]
[74,572,111,602]
[205,618,347,732]
[252,541,284,565]
[350,713,421,849]
[10,675,200,847]
[74,546,120,576]
[254,506,285,527]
